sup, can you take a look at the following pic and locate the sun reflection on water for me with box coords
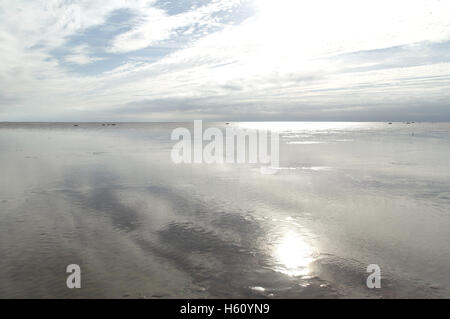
[237,122,366,132]
[273,231,315,277]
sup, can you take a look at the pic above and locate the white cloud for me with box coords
[1,0,450,121]
[64,44,104,65]
[108,0,244,53]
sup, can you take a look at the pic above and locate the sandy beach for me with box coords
[0,122,449,298]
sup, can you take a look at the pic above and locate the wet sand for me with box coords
[0,122,449,298]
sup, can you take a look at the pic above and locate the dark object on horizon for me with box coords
[388,122,392,124]
[111,123,116,126]
[225,122,230,125]
[102,124,106,126]
[73,124,79,127]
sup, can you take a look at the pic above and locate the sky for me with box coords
[1,0,450,122]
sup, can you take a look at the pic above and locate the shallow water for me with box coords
[0,122,449,298]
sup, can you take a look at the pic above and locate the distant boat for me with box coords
[73,124,79,127]
[388,122,392,124]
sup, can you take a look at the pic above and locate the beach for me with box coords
[0,122,449,298]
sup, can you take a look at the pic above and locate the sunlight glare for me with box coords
[273,231,314,277]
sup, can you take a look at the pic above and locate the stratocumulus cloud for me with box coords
[1,0,450,121]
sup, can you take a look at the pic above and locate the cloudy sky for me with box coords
[1,0,450,121]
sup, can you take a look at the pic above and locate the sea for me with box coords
[0,122,449,298]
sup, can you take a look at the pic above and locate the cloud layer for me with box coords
[1,0,450,121]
